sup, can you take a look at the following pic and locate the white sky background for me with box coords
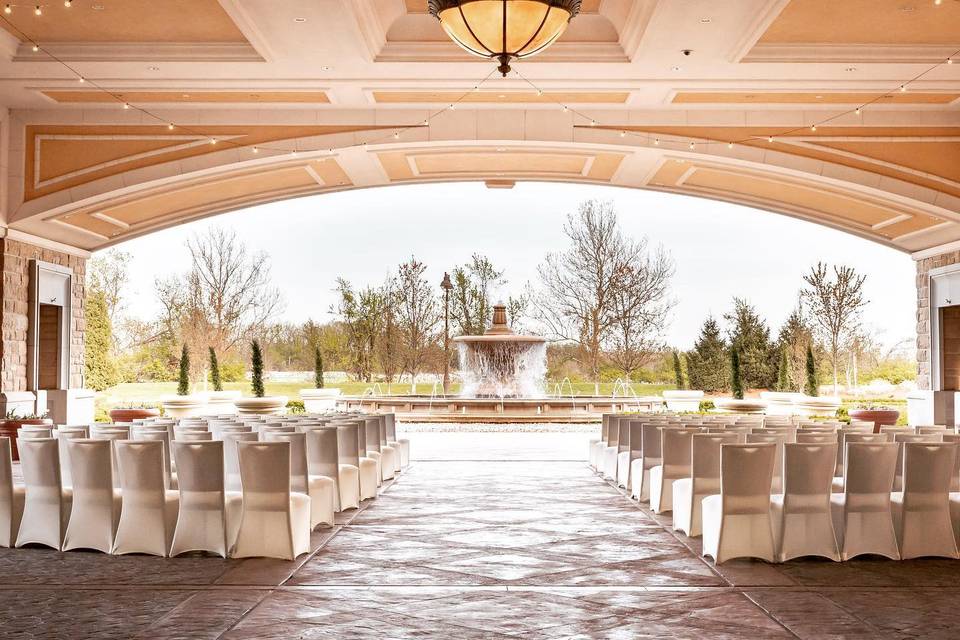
[112,181,917,353]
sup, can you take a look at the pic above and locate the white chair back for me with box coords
[0,437,17,547]
[170,440,227,557]
[55,427,89,489]
[15,438,66,549]
[223,432,259,492]
[263,432,310,493]
[62,439,116,553]
[112,440,174,556]
[897,442,959,559]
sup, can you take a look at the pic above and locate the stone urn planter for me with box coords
[792,396,841,417]
[713,398,768,414]
[202,390,242,416]
[0,417,54,461]
[234,396,288,416]
[760,391,803,416]
[662,390,704,412]
[108,407,160,423]
[160,395,207,419]
[849,408,900,432]
[300,388,341,413]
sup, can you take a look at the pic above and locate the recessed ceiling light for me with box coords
[815,95,823,99]
[899,5,915,11]
[699,17,711,23]
[293,17,306,23]
[496,147,506,152]
[321,65,331,71]
[498,94,506,98]
[845,67,857,72]
[182,93,190,98]
[91,4,104,9]
[147,66,159,71]
[671,66,682,71]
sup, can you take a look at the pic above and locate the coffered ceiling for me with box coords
[0,0,956,256]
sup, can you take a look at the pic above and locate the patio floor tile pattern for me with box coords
[3,456,960,638]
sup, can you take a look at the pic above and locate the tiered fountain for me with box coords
[337,303,662,421]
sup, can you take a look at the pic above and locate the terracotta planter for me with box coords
[109,407,160,423]
[849,408,901,433]
[0,418,54,461]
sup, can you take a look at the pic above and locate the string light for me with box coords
[78,75,84,83]
[653,138,660,146]
[393,132,400,139]
[167,123,174,130]
[562,105,568,112]
[767,136,774,143]
[855,107,861,115]
[210,138,217,145]
[64,0,71,6]
[33,5,40,16]
[688,141,695,150]
[4,5,10,15]
[30,43,37,51]
[122,102,130,109]
[810,124,817,132]
[727,142,733,149]
[899,84,907,92]
[252,146,259,154]
[619,130,626,137]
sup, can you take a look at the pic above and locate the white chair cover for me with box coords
[334,424,362,509]
[629,423,663,502]
[601,417,621,481]
[55,428,89,489]
[830,442,899,560]
[15,438,71,550]
[305,427,349,512]
[175,431,213,442]
[673,432,738,537]
[263,432,335,529]
[0,437,24,547]
[62,439,119,553]
[771,443,840,562]
[649,428,695,514]
[590,415,611,471]
[375,417,397,481]
[893,433,942,491]
[702,443,776,564]
[111,440,179,556]
[745,433,786,493]
[223,432,260,492]
[230,441,311,560]
[354,422,378,500]
[136,430,174,489]
[892,442,959,559]
[170,440,231,557]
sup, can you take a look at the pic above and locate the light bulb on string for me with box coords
[653,138,660,146]
[31,43,38,52]
[810,124,817,132]
[34,5,41,16]
[4,5,11,14]
[78,76,85,83]
[855,107,861,115]
[727,142,733,149]
[64,0,72,6]
[252,146,259,154]
[122,102,130,110]
[688,142,695,150]
[620,130,626,138]
[768,136,774,143]
[899,84,907,92]
[167,123,174,130]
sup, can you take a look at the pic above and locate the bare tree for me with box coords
[606,241,675,380]
[87,248,132,323]
[156,227,283,380]
[395,257,441,392]
[802,262,868,395]
[450,254,505,336]
[534,200,672,391]
[333,278,386,382]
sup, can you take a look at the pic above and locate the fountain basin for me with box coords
[662,390,704,412]
[336,394,664,422]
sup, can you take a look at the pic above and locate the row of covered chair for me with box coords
[592,412,960,564]
[1,411,407,559]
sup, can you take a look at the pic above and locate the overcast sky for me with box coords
[111,181,917,352]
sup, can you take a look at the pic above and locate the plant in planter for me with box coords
[162,345,207,418]
[108,402,160,423]
[202,347,240,414]
[0,410,53,461]
[301,345,341,413]
[235,339,287,415]
[849,402,901,432]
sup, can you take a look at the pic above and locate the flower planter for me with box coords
[234,396,288,416]
[662,390,704,412]
[849,408,900,433]
[202,390,242,416]
[792,396,841,418]
[713,398,768,414]
[300,388,341,413]
[760,391,803,416]
[108,407,160,423]
[0,418,54,461]
[160,395,207,419]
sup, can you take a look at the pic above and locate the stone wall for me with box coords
[915,250,960,390]
[0,237,86,393]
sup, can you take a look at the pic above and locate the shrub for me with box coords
[286,400,305,414]
[208,347,223,392]
[730,348,744,400]
[251,340,265,398]
[177,344,190,396]
[219,361,245,383]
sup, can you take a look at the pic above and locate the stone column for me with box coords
[0,234,90,419]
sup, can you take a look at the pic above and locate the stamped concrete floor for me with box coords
[3,430,960,639]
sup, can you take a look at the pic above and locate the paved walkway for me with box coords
[3,432,960,638]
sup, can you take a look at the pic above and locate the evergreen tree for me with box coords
[177,344,190,396]
[314,346,325,389]
[208,347,223,392]
[805,344,819,397]
[251,339,265,397]
[730,348,744,400]
[686,316,728,392]
[84,289,118,391]
[672,351,685,390]
[776,347,791,392]
[724,297,776,390]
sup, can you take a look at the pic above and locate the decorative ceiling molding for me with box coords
[375,40,628,63]
[743,43,960,64]
[12,41,264,62]
[728,0,790,62]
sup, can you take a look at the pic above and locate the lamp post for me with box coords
[441,272,453,395]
